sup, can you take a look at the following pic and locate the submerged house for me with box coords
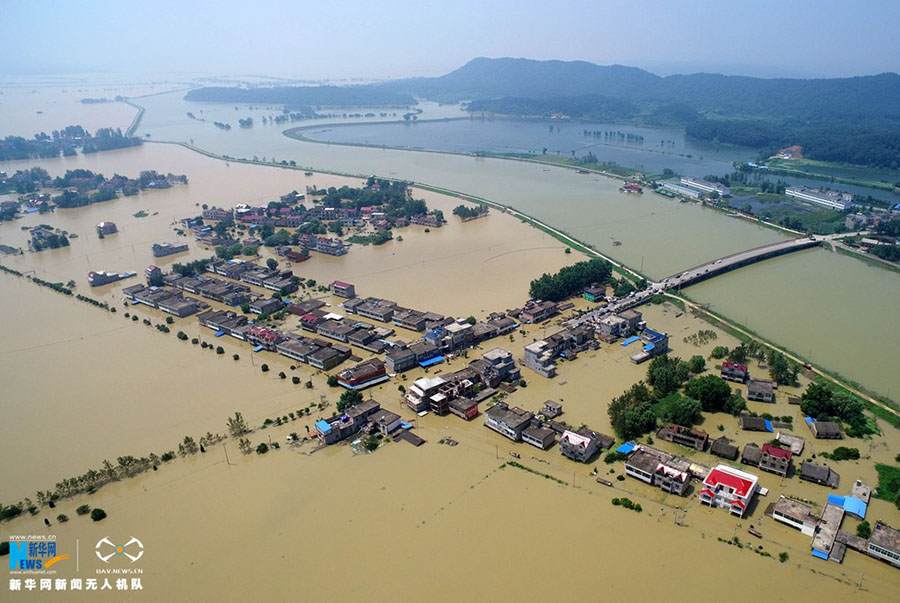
[699,464,759,518]
[314,399,381,444]
[769,496,820,537]
[710,436,739,461]
[656,424,708,451]
[559,428,612,463]
[799,461,840,488]
[720,362,749,383]
[747,379,775,403]
[624,447,691,496]
[484,403,533,442]
[807,418,843,439]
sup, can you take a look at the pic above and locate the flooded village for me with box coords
[1,87,899,601]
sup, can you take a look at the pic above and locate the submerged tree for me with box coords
[227,412,249,437]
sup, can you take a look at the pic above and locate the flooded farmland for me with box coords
[1,80,899,601]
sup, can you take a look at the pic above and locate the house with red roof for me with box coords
[699,464,759,517]
[720,361,749,383]
[759,444,792,477]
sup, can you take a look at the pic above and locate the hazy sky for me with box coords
[2,0,897,79]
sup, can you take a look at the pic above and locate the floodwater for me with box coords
[3,300,899,600]
[0,142,578,498]
[131,90,900,401]
[0,81,179,137]
[300,116,757,177]
[687,247,900,398]
[2,80,900,600]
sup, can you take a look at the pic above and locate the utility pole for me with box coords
[223,444,232,466]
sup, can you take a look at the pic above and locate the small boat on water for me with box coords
[509,451,521,459]
[748,526,763,539]
[596,478,613,487]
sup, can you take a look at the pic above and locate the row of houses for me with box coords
[206,259,299,294]
[615,441,758,516]
[625,445,693,497]
[738,413,844,439]
[483,401,614,462]
[162,273,251,307]
[122,284,206,317]
[199,309,356,370]
[523,324,596,378]
[768,480,899,568]
[313,399,409,446]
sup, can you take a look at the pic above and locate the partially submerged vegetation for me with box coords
[529,257,612,302]
[0,125,141,162]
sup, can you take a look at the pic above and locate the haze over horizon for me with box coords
[2,0,898,81]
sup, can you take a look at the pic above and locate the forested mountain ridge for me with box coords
[185,58,900,168]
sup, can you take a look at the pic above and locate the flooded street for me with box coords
[109,88,900,400]
[1,81,899,601]
[0,143,578,498]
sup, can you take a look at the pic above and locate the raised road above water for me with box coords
[657,236,821,290]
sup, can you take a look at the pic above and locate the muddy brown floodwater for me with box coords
[1,142,898,601]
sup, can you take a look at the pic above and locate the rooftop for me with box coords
[762,444,792,460]
[369,408,401,427]
[703,464,758,498]
[486,403,533,429]
[771,496,819,524]
[870,522,900,553]
[560,430,592,448]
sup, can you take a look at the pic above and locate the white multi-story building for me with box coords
[681,177,730,196]
[699,464,759,517]
[785,187,852,210]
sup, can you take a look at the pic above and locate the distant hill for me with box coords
[394,58,900,168]
[184,86,415,108]
[186,58,900,169]
[397,57,900,122]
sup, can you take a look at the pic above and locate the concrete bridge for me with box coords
[656,236,821,290]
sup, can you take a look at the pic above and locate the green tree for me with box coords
[646,355,685,397]
[238,438,252,454]
[327,375,339,387]
[857,521,871,539]
[266,257,278,270]
[255,443,269,454]
[710,346,728,359]
[226,412,249,437]
[337,390,363,412]
[767,350,794,385]
[688,355,706,374]
[90,508,107,522]
[684,375,733,413]
[655,393,702,426]
[608,382,657,439]
[726,343,748,364]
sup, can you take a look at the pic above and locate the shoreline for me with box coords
[281,114,752,163]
